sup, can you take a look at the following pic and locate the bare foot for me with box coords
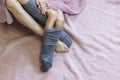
[55,41,69,53]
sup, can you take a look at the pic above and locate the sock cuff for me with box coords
[44,28,63,32]
[43,28,63,45]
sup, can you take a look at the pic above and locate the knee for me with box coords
[6,0,28,9]
[47,9,57,19]
[6,0,16,9]
[56,10,64,25]
[56,16,64,26]
[6,0,25,15]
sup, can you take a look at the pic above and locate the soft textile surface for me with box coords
[47,0,86,15]
[0,0,13,24]
[0,0,120,80]
[0,0,86,24]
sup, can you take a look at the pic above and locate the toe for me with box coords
[55,41,69,53]
[64,46,69,53]
[57,47,61,53]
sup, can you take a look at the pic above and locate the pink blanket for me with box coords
[47,0,86,15]
[0,0,13,24]
[0,0,120,80]
[0,0,86,24]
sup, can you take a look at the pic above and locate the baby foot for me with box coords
[55,41,69,53]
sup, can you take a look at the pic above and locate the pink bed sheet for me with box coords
[0,0,86,24]
[0,0,120,80]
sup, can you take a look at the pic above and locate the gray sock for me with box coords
[22,0,72,48]
[60,31,72,48]
[40,28,62,72]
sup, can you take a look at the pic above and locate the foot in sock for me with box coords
[55,31,72,53]
[40,28,62,72]
[59,31,72,48]
[41,60,52,72]
[40,45,55,72]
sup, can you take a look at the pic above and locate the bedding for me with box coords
[47,0,86,15]
[0,0,13,24]
[0,0,86,24]
[0,0,120,80]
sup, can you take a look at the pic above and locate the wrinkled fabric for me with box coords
[0,0,86,24]
[47,0,86,15]
[1,0,120,80]
[0,0,13,24]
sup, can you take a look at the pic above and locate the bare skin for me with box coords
[36,0,69,53]
[46,9,69,53]
[6,0,69,53]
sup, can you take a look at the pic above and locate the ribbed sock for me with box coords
[22,0,72,48]
[40,28,62,72]
[59,31,72,48]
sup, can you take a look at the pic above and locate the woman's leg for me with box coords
[40,11,62,72]
[6,0,44,36]
[46,10,72,53]
[6,0,72,72]
[53,10,69,52]
[54,10,64,29]
[40,9,71,71]
[5,0,71,53]
[45,9,57,29]
[44,9,70,53]
[21,0,72,52]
